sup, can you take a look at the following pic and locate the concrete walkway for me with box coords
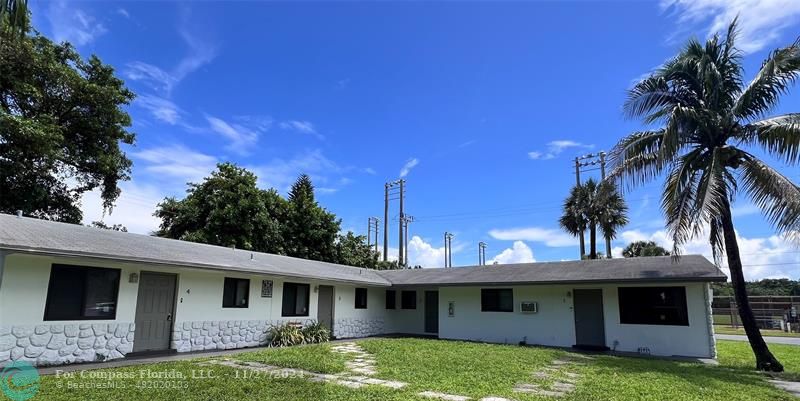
[716,334,800,346]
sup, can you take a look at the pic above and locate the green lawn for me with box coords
[714,325,800,338]
[33,339,799,401]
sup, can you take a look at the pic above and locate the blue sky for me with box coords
[30,0,800,279]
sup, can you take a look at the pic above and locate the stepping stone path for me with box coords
[202,341,406,390]
[512,353,593,398]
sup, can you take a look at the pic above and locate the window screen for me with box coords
[44,264,121,321]
[223,278,250,308]
[401,290,417,309]
[481,289,514,312]
[282,282,310,316]
[385,290,396,309]
[618,287,689,326]
[355,288,368,309]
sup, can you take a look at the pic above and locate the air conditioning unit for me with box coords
[520,301,538,313]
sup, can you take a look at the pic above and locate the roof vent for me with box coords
[16,210,22,218]
[250,253,254,260]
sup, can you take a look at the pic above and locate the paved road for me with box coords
[717,334,800,345]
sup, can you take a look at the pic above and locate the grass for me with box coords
[33,339,800,401]
[715,325,800,338]
[230,342,348,373]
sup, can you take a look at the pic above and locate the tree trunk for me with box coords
[720,205,783,372]
[579,227,586,259]
[589,221,597,259]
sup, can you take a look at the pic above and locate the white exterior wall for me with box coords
[0,254,388,365]
[438,282,714,358]
[383,288,437,335]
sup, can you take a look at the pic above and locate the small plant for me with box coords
[302,321,331,344]
[268,321,330,347]
[269,322,305,347]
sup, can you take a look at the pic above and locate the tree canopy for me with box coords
[154,167,383,268]
[622,241,670,258]
[559,179,628,259]
[0,26,135,223]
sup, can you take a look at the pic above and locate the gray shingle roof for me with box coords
[378,255,727,286]
[0,214,726,287]
[0,214,390,286]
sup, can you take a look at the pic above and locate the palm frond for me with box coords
[739,152,800,237]
[661,149,704,255]
[733,38,800,120]
[741,113,800,165]
[607,130,665,191]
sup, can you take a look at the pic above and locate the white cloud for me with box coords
[279,120,323,140]
[136,95,182,125]
[45,0,107,46]
[617,227,800,280]
[250,149,346,192]
[117,8,130,19]
[399,158,419,178]
[528,140,594,161]
[489,241,536,265]
[489,227,576,247]
[407,236,447,268]
[133,145,218,184]
[80,181,164,235]
[364,167,377,175]
[124,24,216,94]
[661,0,800,53]
[206,116,261,155]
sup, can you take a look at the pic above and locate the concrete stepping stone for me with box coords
[563,372,580,378]
[381,380,407,389]
[552,382,575,392]
[532,371,549,379]
[419,391,472,401]
[769,380,800,397]
[336,380,366,388]
[479,398,515,401]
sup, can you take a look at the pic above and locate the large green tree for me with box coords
[284,174,341,262]
[559,179,629,259]
[154,163,285,253]
[334,231,380,269]
[0,27,135,222]
[0,0,27,36]
[610,20,800,371]
[622,241,670,258]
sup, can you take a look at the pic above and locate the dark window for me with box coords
[282,282,310,316]
[401,290,417,309]
[618,287,689,326]
[223,278,250,308]
[385,290,397,309]
[355,288,368,309]
[481,289,514,312]
[44,264,121,321]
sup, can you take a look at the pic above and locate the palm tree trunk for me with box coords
[720,205,783,372]
[605,235,612,259]
[579,228,586,258]
[589,221,597,259]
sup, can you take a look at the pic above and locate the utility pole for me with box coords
[444,232,454,268]
[398,179,405,267]
[574,151,612,259]
[478,242,487,265]
[383,183,389,261]
[368,217,379,254]
[574,157,585,259]
[403,215,415,268]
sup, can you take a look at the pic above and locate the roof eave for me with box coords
[0,245,392,287]
[386,276,727,287]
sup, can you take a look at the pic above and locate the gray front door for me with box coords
[573,289,606,349]
[424,291,439,334]
[317,285,335,333]
[133,272,177,352]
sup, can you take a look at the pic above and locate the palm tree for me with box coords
[610,19,800,372]
[0,0,28,35]
[559,179,628,259]
[622,241,670,258]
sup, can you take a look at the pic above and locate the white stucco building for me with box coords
[0,214,726,366]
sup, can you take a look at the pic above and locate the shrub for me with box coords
[302,321,331,344]
[268,321,330,347]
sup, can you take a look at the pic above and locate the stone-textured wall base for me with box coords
[171,319,313,352]
[333,318,385,339]
[0,323,135,366]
